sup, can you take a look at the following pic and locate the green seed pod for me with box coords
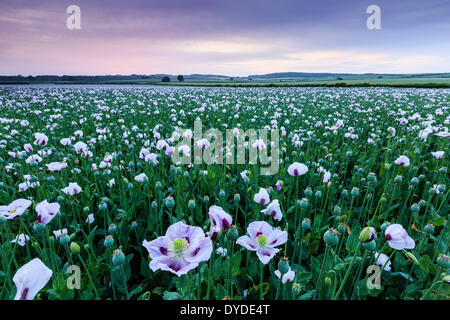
[351,187,360,197]
[151,201,158,209]
[203,195,210,203]
[333,206,341,215]
[60,234,70,246]
[302,218,311,230]
[381,222,390,232]
[226,226,238,241]
[165,196,175,208]
[278,257,290,275]
[304,187,313,197]
[300,198,309,208]
[315,191,322,199]
[131,221,138,229]
[219,189,226,199]
[323,229,339,246]
[436,255,450,269]
[112,249,125,266]
[233,193,241,202]
[394,175,403,184]
[423,224,434,234]
[98,202,107,211]
[324,276,331,286]
[362,239,376,251]
[188,199,196,209]
[83,206,90,214]
[108,224,117,233]
[104,235,114,248]
[410,203,420,213]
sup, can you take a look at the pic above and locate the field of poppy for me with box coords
[0,86,448,300]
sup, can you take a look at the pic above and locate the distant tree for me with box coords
[177,75,184,82]
[337,76,344,80]
[229,77,234,81]
[161,76,171,82]
[378,76,383,79]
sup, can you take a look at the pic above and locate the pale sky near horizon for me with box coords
[0,0,449,76]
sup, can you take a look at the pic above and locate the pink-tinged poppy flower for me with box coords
[46,162,68,172]
[260,199,283,221]
[385,224,415,250]
[275,267,296,283]
[287,162,308,176]
[156,140,169,151]
[33,133,48,146]
[18,181,40,192]
[11,234,30,247]
[394,155,410,167]
[142,221,213,277]
[145,153,159,165]
[254,188,270,205]
[275,180,282,191]
[134,173,148,182]
[236,221,287,264]
[60,138,71,146]
[240,170,248,180]
[139,148,150,159]
[374,252,392,271]
[36,200,60,225]
[23,143,33,153]
[61,182,82,195]
[73,141,88,154]
[252,139,267,151]
[25,154,43,164]
[74,130,83,137]
[431,151,444,159]
[196,138,210,149]
[323,171,331,183]
[0,199,32,219]
[208,205,232,237]
[13,258,52,300]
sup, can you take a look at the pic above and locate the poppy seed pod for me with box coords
[315,191,322,199]
[436,255,450,269]
[278,258,290,275]
[108,224,117,234]
[423,224,434,234]
[302,218,311,230]
[233,193,241,202]
[351,187,360,197]
[337,223,346,234]
[112,249,125,266]
[188,199,196,209]
[323,229,339,246]
[104,235,114,248]
[151,201,158,209]
[410,203,420,213]
[226,226,238,241]
[304,187,313,197]
[59,234,70,246]
[98,202,107,211]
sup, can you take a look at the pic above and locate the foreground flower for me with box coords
[287,162,308,176]
[254,187,270,205]
[394,155,410,167]
[13,258,52,300]
[0,199,32,219]
[61,182,82,195]
[134,173,148,183]
[36,200,60,225]
[385,224,415,250]
[142,221,213,277]
[236,221,287,264]
[260,199,283,221]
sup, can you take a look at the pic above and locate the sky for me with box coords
[0,0,449,76]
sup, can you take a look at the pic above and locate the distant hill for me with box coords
[0,72,449,83]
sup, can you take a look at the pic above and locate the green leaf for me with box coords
[163,291,181,300]
[297,290,315,300]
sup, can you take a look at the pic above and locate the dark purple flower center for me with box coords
[294,169,299,176]
[260,199,266,205]
[222,219,230,229]
[159,247,168,255]
[271,210,276,217]
[386,233,392,241]
[169,264,181,272]
[192,247,201,257]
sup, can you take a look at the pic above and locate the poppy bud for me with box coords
[131,221,137,229]
[304,187,313,197]
[359,227,372,242]
[405,252,419,265]
[410,203,420,213]
[351,187,360,197]
[381,221,390,232]
[155,181,163,190]
[151,201,158,209]
[315,191,322,199]
[70,241,80,254]
[233,193,240,202]
[203,195,209,203]
[83,206,90,214]
[219,189,226,199]
[323,229,339,246]
[324,276,331,286]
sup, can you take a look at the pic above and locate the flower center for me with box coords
[169,238,189,257]
[257,235,267,247]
